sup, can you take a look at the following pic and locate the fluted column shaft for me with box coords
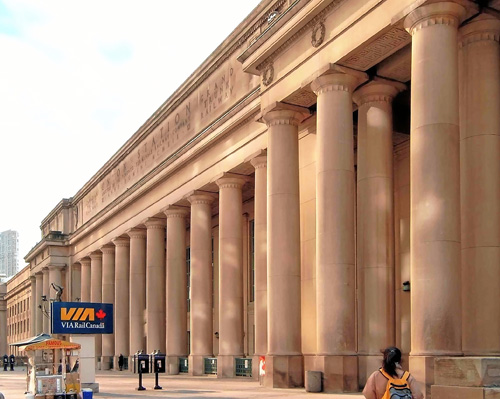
[90,252,103,359]
[251,156,268,356]
[35,272,43,334]
[128,229,147,355]
[113,237,130,362]
[353,80,403,357]
[188,193,215,360]
[459,16,500,355]
[80,259,91,303]
[165,208,189,358]
[217,176,246,359]
[311,69,364,356]
[405,2,465,355]
[145,218,166,353]
[101,246,115,365]
[42,267,50,333]
[262,104,309,356]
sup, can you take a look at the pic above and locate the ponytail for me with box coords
[382,347,402,377]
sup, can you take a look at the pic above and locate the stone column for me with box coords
[145,218,166,353]
[127,228,147,361]
[80,258,91,303]
[35,272,43,334]
[42,267,50,333]
[48,264,63,301]
[90,251,103,364]
[216,174,246,378]
[71,264,81,302]
[250,156,267,360]
[30,276,36,336]
[459,16,500,356]
[310,67,366,392]
[187,192,216,376]
[112,237,130,370]
[353,79,404,384]
[261,102,309,388]
[404,2,466,395]
[101,245,115,370]
[164,207,189,374]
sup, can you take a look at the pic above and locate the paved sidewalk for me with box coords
[0,369,365,399]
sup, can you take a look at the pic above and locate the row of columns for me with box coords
[26,2,500,392]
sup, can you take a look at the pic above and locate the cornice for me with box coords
[254,0,347,73]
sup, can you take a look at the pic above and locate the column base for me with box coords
[316,355,358,393]
[410,355,435,399]
[217,355,236,378]
[435,357,500,387]
[358,354,383,387]
[264,355,303,388]
[101,355,112,370]
[432,386,500,399]
[166,356,180,375]
[188,355,207,376]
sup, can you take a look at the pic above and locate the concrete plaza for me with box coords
[0,369,364,399]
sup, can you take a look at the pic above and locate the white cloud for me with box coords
[0,0,261,264]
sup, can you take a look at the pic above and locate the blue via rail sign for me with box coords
[51,302,114,334]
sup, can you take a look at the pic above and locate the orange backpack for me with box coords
[379,368,413,399]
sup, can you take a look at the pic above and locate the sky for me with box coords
[0,0,262,267]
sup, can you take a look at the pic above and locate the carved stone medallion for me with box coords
[262,63,274,86]
[311,21,326,48]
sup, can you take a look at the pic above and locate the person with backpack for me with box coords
[363,347,423,399]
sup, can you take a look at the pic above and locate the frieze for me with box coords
[78,52,256,224]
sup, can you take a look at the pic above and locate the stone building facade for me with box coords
[5,265,32,358]
[12,0,500,397]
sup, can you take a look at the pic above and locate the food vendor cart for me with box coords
[12,335,81,398]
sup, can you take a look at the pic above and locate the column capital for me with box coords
[311,64,368,95]
[163,205,190,219]
[100,245,115,255]
[126,228,146,240]
[144,217,165,230]
[112,236,130,247]
[42,267,49,274]
[261,102,310,127]
[29,275,36,283]
[460,15,500,47]
[48,263,66,271]
[214,173,251,190]
[353,78,406,106]
[72,263,81,270]
[404,2,466,36]
[89,251,102,261]
[35,271,44,277]
[186,191,217,205]
[79,257,91,267]
[250,155,267,170]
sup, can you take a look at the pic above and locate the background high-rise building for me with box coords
[0,230,19,278]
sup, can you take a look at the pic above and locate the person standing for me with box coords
[118,354,124,371]
[363,347,423,399]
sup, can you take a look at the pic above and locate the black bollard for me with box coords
[153,371,162,390]
[136,370,146,391]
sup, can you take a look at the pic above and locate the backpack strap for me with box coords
[379,368,392,380]
[401,371,410,382]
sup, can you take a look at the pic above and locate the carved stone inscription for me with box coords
[79,53,256,223]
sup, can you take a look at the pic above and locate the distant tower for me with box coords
[0,230,19,278]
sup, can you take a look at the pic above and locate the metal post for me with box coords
[137,370,145,391]
[154,371,162,390]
